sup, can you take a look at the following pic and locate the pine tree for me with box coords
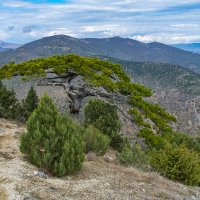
[150,144,200,186]
[0,81,25,121]
[20,94,85,177]
[84,98,128,151]
[24,86,39,119]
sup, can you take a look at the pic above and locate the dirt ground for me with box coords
[0,118,200,200]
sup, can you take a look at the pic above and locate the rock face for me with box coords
[3,71,138,137]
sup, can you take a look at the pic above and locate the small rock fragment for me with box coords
[184,196,197,200]
[33,171,48,179]
[86,152,97,161]
[104,155,114,163]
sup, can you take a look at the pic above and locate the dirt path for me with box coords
[0,118,200,200]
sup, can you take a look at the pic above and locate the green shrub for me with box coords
[20,94,85,177]
[138,128,167,150]
[150,144,200,186]
[84,98,121,136]
[117,144,150,170]
[84,98,125,150]
[0,81,25,121]
[83,125,110,155]
[110,131,130,152]
[117,145,133,166]
[162,131,200,154]
[23,86,39,120]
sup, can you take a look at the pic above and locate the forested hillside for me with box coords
[109,59,200,135]
[0,35,200,73]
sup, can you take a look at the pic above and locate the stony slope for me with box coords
[1,118,200,200]
[1,35,200,73]
[115,60,200,136]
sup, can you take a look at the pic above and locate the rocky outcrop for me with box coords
[3,71,138,137]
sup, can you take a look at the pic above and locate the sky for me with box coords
[0,0,200,44]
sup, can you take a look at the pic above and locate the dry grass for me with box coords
[0,187,8,200]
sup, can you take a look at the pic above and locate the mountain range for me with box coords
[0,41,21,52]
[0,35,200,73]
[172,43,200,54]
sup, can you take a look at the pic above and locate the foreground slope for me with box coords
[0,118,200,200]
[1,35,200,73]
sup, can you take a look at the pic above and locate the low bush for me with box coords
[84,98,125,150]
[83,125,110,155]
[23,86,39,120]
[150,144,200,186]
[117,144,150,170]
[110,131,130,152]
[20,95,85,177]
[138,128,167,150]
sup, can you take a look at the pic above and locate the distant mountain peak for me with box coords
[45,34,75,39]
[172,43,200,54]
[0,35,200,73]
[0,41,21,49]
[110,36,122,39]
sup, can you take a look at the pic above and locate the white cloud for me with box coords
[0,0,200,44]
[131,34,200,44]
[26,28,75,38]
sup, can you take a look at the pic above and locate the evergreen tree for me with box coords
[150,144,200,186]
[84,98,128,151]
[83,125,110,155]
[84,99,121,137]
[20,94,85,177]
[23,86,39,119]
[0,81,25,121]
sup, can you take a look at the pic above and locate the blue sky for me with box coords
[0,0,200,44]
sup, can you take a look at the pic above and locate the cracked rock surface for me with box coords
[3,71,137,137]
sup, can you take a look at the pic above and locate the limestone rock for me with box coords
[104,154,114,163]
[2,72,138,137]
[33,171,48,179]
[86,152,97,161]
[0,128,5,136]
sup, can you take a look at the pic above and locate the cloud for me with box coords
[131,34,200,44]
[22,25,40,33]
[7,26,15,31]
[0,0,199,44]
